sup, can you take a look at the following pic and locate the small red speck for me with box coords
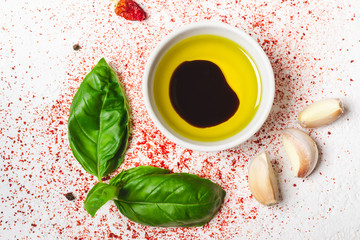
[350,60,354,63]
[109,232,120,238]
[329,208,332,211]
[328,131,331,135]
[293,184,297,187]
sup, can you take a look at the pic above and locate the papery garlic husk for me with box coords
[282,128,318,178]
[248,151,280,206]
[298,98,344,128]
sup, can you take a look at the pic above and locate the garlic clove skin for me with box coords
[298,98,344,128]
[248,151,280,206]
[282,128,318,178]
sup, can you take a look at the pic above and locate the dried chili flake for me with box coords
[114,0,146,21]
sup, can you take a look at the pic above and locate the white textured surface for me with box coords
[1,0,360,239]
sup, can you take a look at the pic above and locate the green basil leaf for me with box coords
[68,58,130,180]
[113,167,226,227]
[84,182,119,217]
[109,166,170,187]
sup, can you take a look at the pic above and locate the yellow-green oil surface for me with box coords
[154,35,261,142]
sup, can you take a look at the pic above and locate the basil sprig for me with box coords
[68,58,130,181]
[85,166,226,227]
[68,59,225,227]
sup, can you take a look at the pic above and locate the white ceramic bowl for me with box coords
[143,22,274,152]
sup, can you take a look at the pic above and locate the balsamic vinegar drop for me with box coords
[169,60,239,128]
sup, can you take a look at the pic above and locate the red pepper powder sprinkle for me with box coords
[1,0,353,239]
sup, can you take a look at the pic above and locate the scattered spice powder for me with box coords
[1,0,354,239]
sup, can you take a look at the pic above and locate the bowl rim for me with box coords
[143,21,274,152]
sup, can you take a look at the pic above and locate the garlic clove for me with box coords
[282,128,318,178]
[248,151,280,206]
[298,98,344,128]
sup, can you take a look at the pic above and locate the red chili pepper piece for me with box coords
[115,0,146,21]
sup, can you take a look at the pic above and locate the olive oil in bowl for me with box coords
[153,34,261,142]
